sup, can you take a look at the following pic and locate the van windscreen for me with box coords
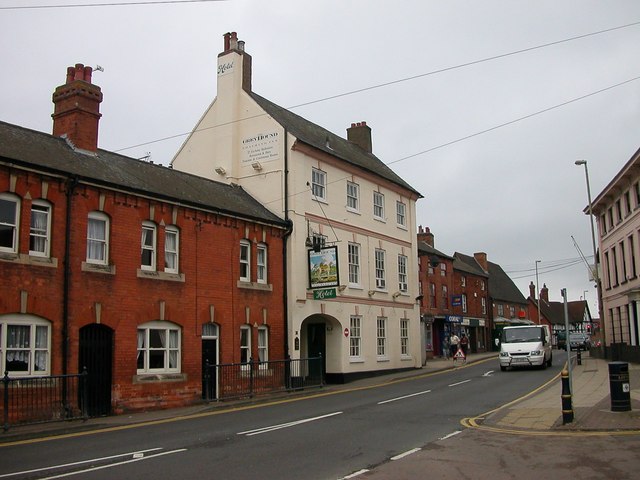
[502,327,542,343]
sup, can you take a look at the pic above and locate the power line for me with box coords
[0,0,225,9]
[509,258,585,280]
[111,19,640,159]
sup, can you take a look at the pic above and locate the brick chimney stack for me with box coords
[417,225,434,247]
[474,252,488,273]
[529,281,536,299]
[347,121,372,153]
[219,31,252,92]
[52,64,103,151]
[540,283,549,303]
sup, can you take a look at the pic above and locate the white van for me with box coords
[498,325,552,371]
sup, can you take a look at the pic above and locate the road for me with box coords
[0,356,564,480]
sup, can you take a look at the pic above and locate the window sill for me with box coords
[349,357,364,364]
[137,269,185,282]
[82,261,116,275]
[346,207,360,215]
[401,355,413,361]
[237,281,273,291]
[396,224,408,231]
[133,373,186,384]
[373,216,386,223]
[376,357,390,363]
[0,253,59,268]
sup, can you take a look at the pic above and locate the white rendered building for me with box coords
[172,33,423,381]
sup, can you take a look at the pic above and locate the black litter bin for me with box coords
[608,362,631,412]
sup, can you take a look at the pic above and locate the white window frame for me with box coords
[375,249,386,290]
[400,319,409,357]
[462,294,468,313]
[240,240,251,282]
[482,297,487,314]
[141,221,157,271]
[349,316,361,359]
[29,200,51,257]
[257,243,267,284]
[461,276,466,287]
[136,321,181,374]
[377,317,387,358]
[398,254,408,293]
[164,225,179,274]
[373,191,385,221]
[0,193,20,254]
[396,201,406,227]
[258,326,268,363]
[0,315,51,376]
[440,263,446,277]
[86,211,109,265]
[240,325,252,365]
[348,242,361,286]
[311,167,326,201]
[346,181,359,212]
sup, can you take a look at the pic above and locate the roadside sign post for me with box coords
[561,288,573,392]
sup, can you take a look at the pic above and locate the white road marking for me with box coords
[39,449,187,479]
[238,411,343,436]
[448,379,471,387]
[341,469,370,479]
[377,390,431,405]
[0,448,163,478]
[439,430,462,441]
[391,447,421,460]
[483,370,494,377]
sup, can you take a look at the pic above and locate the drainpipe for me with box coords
[283,129,292,359]
[62,176,78,376]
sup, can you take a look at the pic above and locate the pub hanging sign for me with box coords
[308,246,340,289]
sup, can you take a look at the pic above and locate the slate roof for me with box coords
[0,120,287,227]
[536,298,590,326]
[417,241,453,260]
[454,252,526,305]
[249,92,422,198]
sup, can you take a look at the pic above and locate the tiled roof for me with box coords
[0,120,287,227]
[454,252,525,304]
[249,92,422,198]
[417,241,453,260]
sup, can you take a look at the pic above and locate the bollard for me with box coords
[576,348,582,365]
[561,368,574,424]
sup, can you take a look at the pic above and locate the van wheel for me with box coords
[500,366,507,371]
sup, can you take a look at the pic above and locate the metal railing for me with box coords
[204,356,324,401]
[2,369,88,431]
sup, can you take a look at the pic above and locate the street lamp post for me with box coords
[575,160,604,339]
[535,260,541,324]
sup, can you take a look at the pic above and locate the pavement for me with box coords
[2,350,640,446]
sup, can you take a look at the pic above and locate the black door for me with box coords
[202,339,218,400]
[79,324,113,417]
[307,323,326,380]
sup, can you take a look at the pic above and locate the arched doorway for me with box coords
[79,324,113,417]
[301,314,340,382]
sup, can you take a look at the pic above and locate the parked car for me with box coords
[569,332,591,351]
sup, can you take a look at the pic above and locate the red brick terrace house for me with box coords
[0,64,288,416]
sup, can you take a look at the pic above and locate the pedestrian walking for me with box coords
[460,333,469,356]
[442,335,450,359]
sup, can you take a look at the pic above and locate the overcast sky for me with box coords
[3,0,640,314]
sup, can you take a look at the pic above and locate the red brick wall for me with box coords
[1,166,285,414]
